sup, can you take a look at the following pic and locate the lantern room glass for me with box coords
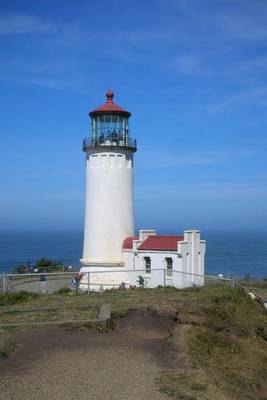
[91,114,129,141]
[83,109,136,152]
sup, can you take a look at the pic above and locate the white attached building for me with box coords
[80,91,206,291]
[122,229,206,288]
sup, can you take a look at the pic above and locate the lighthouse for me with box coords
[80,90,137,267]
[79,91,205,290]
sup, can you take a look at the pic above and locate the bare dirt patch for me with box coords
[0,309,177,400]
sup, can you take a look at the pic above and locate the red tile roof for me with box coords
[138,235,184,251]
[89,90,131,117]
[122,236,138,249]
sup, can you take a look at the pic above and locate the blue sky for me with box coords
[0,0,267,232]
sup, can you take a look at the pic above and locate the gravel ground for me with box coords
[0,310,175,400]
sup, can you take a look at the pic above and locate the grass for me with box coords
[0,342,15,359]
[0,290,99,326]
[0,285,266,399]
[0,291,38,306]
[237,278,267,299]
[184,288,267,400]
[158,372,207,400]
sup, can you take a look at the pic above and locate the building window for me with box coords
[166,257,173,277]
[144,257,151,274]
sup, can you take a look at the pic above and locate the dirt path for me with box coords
[0,310,177,400]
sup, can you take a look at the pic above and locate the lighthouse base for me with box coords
[80,259,124,267]
[79,263,134,291]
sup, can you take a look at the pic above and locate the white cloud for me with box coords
[0,73,72,89]
[215,12,267,41]
[0,14,57,35]
[165,53,200,73]
[136,147,266,171]
[136,182,267,201]
[207,87,267,113]
[137,150,221,170]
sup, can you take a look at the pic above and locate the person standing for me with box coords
[39,273,46,294]
[137,275,144,288]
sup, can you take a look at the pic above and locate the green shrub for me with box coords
[202,288,267,337]
[0,291,38,306]
[35,257,63,272]
[56,287,72,295]
[0,343,15,358]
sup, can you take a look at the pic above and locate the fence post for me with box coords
[163,269,166,287]
[231,275,235,289]
[3,273,6,294]
[87,272,90,294]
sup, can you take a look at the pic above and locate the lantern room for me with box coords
[83,90,137,152]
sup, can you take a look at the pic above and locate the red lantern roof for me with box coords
[89,90,131,117]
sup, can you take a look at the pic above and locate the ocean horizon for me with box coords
[0,230,266,278]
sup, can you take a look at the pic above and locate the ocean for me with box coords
[0,230,266,277]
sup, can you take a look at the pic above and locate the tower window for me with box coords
[166,257,173,277]
[144,257,151,274]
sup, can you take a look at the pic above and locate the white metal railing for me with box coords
[0,269,234,295]
[1,270,266,311]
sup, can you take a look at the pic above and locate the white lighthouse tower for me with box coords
[80,90,137,267]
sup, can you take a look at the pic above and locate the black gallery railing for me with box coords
[83,135,137,151]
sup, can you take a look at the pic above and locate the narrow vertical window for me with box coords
[144,257,151,274]
[166,257,173,277]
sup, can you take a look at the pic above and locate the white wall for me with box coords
[81,148,135,265]
[178,230,206,286]
[133,250,183,288]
